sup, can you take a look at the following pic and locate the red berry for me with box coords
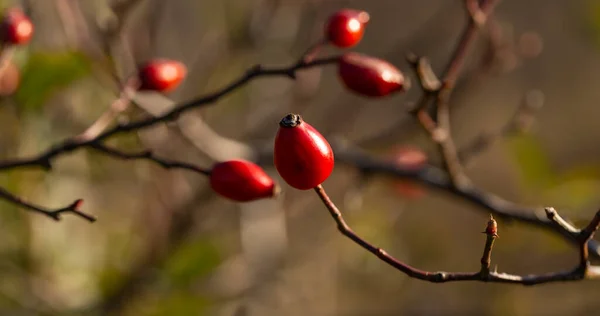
[390,146,427,199]
[210,159,279,202]
[325,9,370,48]
[338,52,409,97]
[1,8,33,45]
[274,114,334,190]
[137,59,187,92]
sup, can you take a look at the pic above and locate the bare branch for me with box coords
[0,187,94,222]
[409,0,500,188]
[0,55,340,174]
[74,77,139,142]
[314,184,600,285]
[321,140,600,259]
[89,143,211,176]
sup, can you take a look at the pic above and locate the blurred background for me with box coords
[0,0,599,315]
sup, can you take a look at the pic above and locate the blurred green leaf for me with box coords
[539,164,600,213]
[15,51,92,113]
[506,135,557,190]
[164,239,221,287]
[131,291,210,316]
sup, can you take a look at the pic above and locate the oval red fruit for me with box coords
[325,9,370,48]
[210,159,279,202]
[338,52,409,97]
[274,114,334,190]
[390,146,427,199]
[1,8,33,45]
[137,59,187,92]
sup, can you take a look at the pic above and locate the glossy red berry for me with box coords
[210,159,279,202]
[325,9,370,48]
[137,59,187,92]
[338,52,409,97]
[1,8,33,45]
[390,146,427,199]
[274,114,334,190]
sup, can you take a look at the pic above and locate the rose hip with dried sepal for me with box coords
[210,159,279,202]
[274,114,334,190]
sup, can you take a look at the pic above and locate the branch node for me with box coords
[40,159,53,170]
[248,64,263,75]
[406,52,441,93]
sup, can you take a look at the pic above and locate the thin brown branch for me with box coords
[409,0,500,188]
[0,187,94,222]
[434,0,499,184]
[314,184,600,285]
[544,207,581,237]
[0,55,340,173]
[89,143,211,176]
[320,140,600,259]
[75,77,139,142]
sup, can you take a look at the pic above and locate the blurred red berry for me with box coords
[390,146,428,199]
[325,9,370,48]
[1,8,33,45]
[274,113,334,190]
[338,52,408,97]
[210,159,279,202]
[137,59,187,92]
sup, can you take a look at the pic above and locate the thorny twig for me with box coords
[315,184,600,284]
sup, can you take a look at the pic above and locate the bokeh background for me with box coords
[0,0,599,315]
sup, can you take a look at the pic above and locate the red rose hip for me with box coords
[274,114,334,190]
[338,52,409,97]
[210,159,279,202]
[1,8,33,45]
[137,59,187,92]
[325,9,370,48]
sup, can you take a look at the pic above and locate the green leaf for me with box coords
[164,239,221,286]
[15,51,92,113]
